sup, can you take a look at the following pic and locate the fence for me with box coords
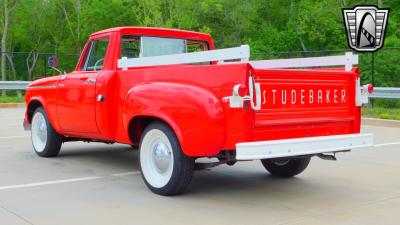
[0,51,80,82]
[370,87,400,99]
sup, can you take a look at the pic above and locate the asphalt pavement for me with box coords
[0,106,400,225]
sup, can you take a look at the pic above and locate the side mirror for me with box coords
[48,55,65,75]
[48,55,58,68]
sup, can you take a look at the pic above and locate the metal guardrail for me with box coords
[0,81,399,99]
[0,81,30,90]
[370,87,400,99]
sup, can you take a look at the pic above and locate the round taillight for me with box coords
[368,84,374,94]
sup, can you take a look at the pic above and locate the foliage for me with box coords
[0,95,24,103]
[362,99,400,120]
[362,106,400,120]
[0,0,398,86]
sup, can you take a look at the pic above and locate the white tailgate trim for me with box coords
[117,45,250,69]
[236,133,373,160]
[250,52,358,71]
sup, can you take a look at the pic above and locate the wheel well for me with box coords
[128,116,172,147]
[27,100,43,123]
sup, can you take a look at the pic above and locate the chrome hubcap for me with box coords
[140,129,174,188]
[151,141,172,174]
[38,121,47,142]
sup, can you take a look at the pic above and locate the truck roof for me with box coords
[91,27,214,45]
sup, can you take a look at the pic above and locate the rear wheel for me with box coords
[31,107,62,157]
[139,122,194,196]
[261,157,311,178]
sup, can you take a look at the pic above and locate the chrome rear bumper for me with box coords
[236,133,374,160]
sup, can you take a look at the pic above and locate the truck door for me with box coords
[56,38,110,134]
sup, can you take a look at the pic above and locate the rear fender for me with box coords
[123,82,226,157]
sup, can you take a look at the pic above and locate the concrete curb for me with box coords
[0,103,25,108]
[362,117,400,128]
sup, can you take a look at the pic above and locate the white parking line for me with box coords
[111,171,141,177]
[0,135,29,139]
[0,171,140,191]
[0,176,102,191]
[374,141,400,147]
[0,117,22,120]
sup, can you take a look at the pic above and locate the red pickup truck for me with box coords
[24,27,374,195]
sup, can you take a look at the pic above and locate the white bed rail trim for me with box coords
[236,133,373,160]
[250,52,358,71]
[117,45,250,69]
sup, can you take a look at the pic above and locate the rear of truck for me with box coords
[222,63,373,161]
[115,31,374,195]
[118,42,373,160]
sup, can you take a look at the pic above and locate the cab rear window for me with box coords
[120,35,208,59]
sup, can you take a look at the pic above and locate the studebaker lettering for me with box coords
[262,89,347,106]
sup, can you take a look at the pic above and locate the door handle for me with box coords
[97,94,105,102]
[85,77,96,84]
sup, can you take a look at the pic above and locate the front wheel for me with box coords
[31,107,62,157]
[139,122,194,196]
[261,157,311,178]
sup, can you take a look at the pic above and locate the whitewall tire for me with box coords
[261,157,311,177]
[31,107,62,157]
[139,122,194,196]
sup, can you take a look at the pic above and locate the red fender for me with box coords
[123,82,226,157]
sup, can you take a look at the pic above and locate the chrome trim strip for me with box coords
[27,85,57,90]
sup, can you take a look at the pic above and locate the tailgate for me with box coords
[250,67,360,137]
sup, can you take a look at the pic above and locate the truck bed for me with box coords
[248,67,360,142]
[116,45,367,156]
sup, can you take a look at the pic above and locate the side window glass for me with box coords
[81,38,109,71]
[187,40,208,53]
[186,40,210,65]
[121,35,140,58]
